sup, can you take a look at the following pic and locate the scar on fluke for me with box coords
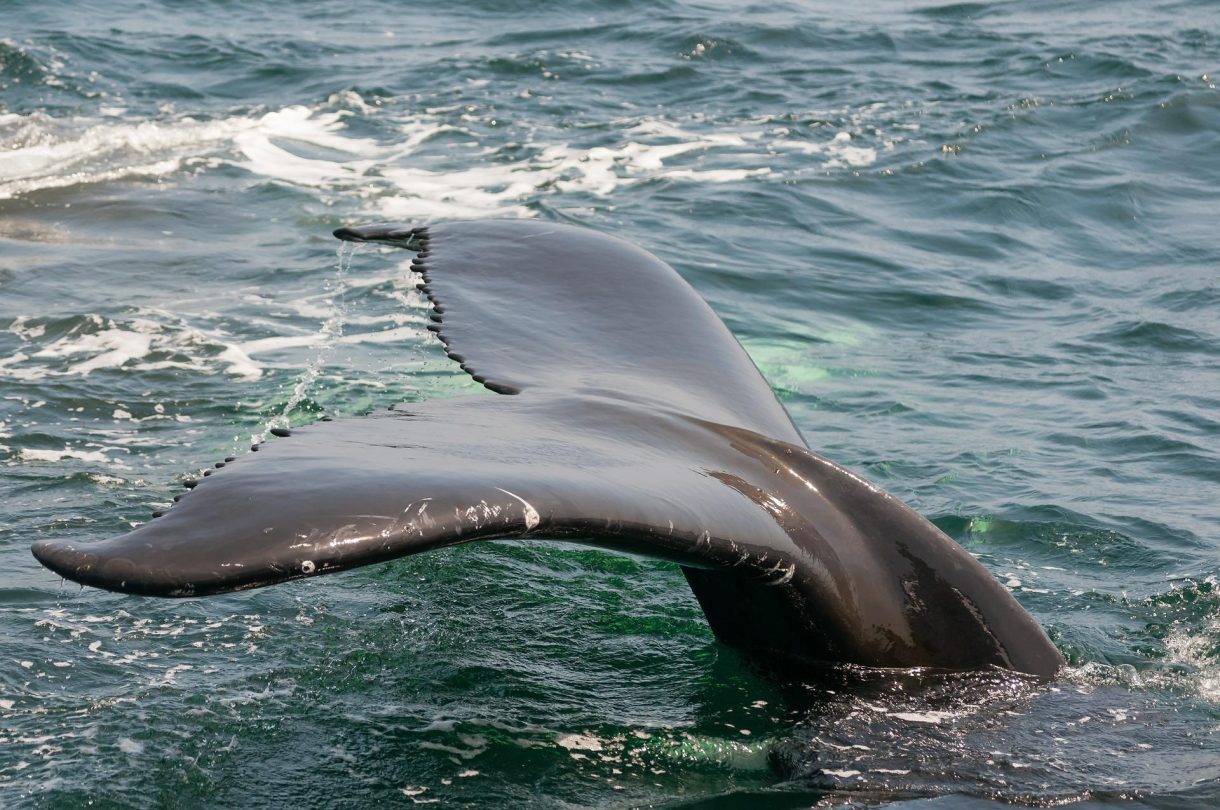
[32,219,1063,678]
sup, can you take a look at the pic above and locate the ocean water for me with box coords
[1,0,1218,806]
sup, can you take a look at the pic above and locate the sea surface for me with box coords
[1,1,1218,807]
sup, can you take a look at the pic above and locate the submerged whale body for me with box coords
[31,220,1063,678]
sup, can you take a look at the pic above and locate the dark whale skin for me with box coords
[32,220,1064,679]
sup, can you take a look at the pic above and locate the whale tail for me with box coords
[30,396,798,598]
[27,394,844,664]
[31,221,1064,677]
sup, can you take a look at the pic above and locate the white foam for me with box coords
[232,106,380,187]
[1,313,255,382]
[890,710,954,725]
[0,104,382,200]
[235,335,327,355]
[0,97,899,217]
[0,113,243,199]
[19,447,116,464]
[774,130,878,168]
[658,167,771,183]
[556,733,604,752]
[32,323,154,376]
[375,127,780,220]
[379,164,547,220]
[216,345,262,380]
[9,317,46,340]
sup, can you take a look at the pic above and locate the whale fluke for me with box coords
[31,220,1064,678]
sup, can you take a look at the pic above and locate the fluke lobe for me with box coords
[32,220,1064,678]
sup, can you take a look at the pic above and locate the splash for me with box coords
[270,241,362,433]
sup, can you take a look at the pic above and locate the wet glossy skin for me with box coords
[32,220,1064,678]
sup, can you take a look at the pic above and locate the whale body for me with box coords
[32,220,1064,678]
